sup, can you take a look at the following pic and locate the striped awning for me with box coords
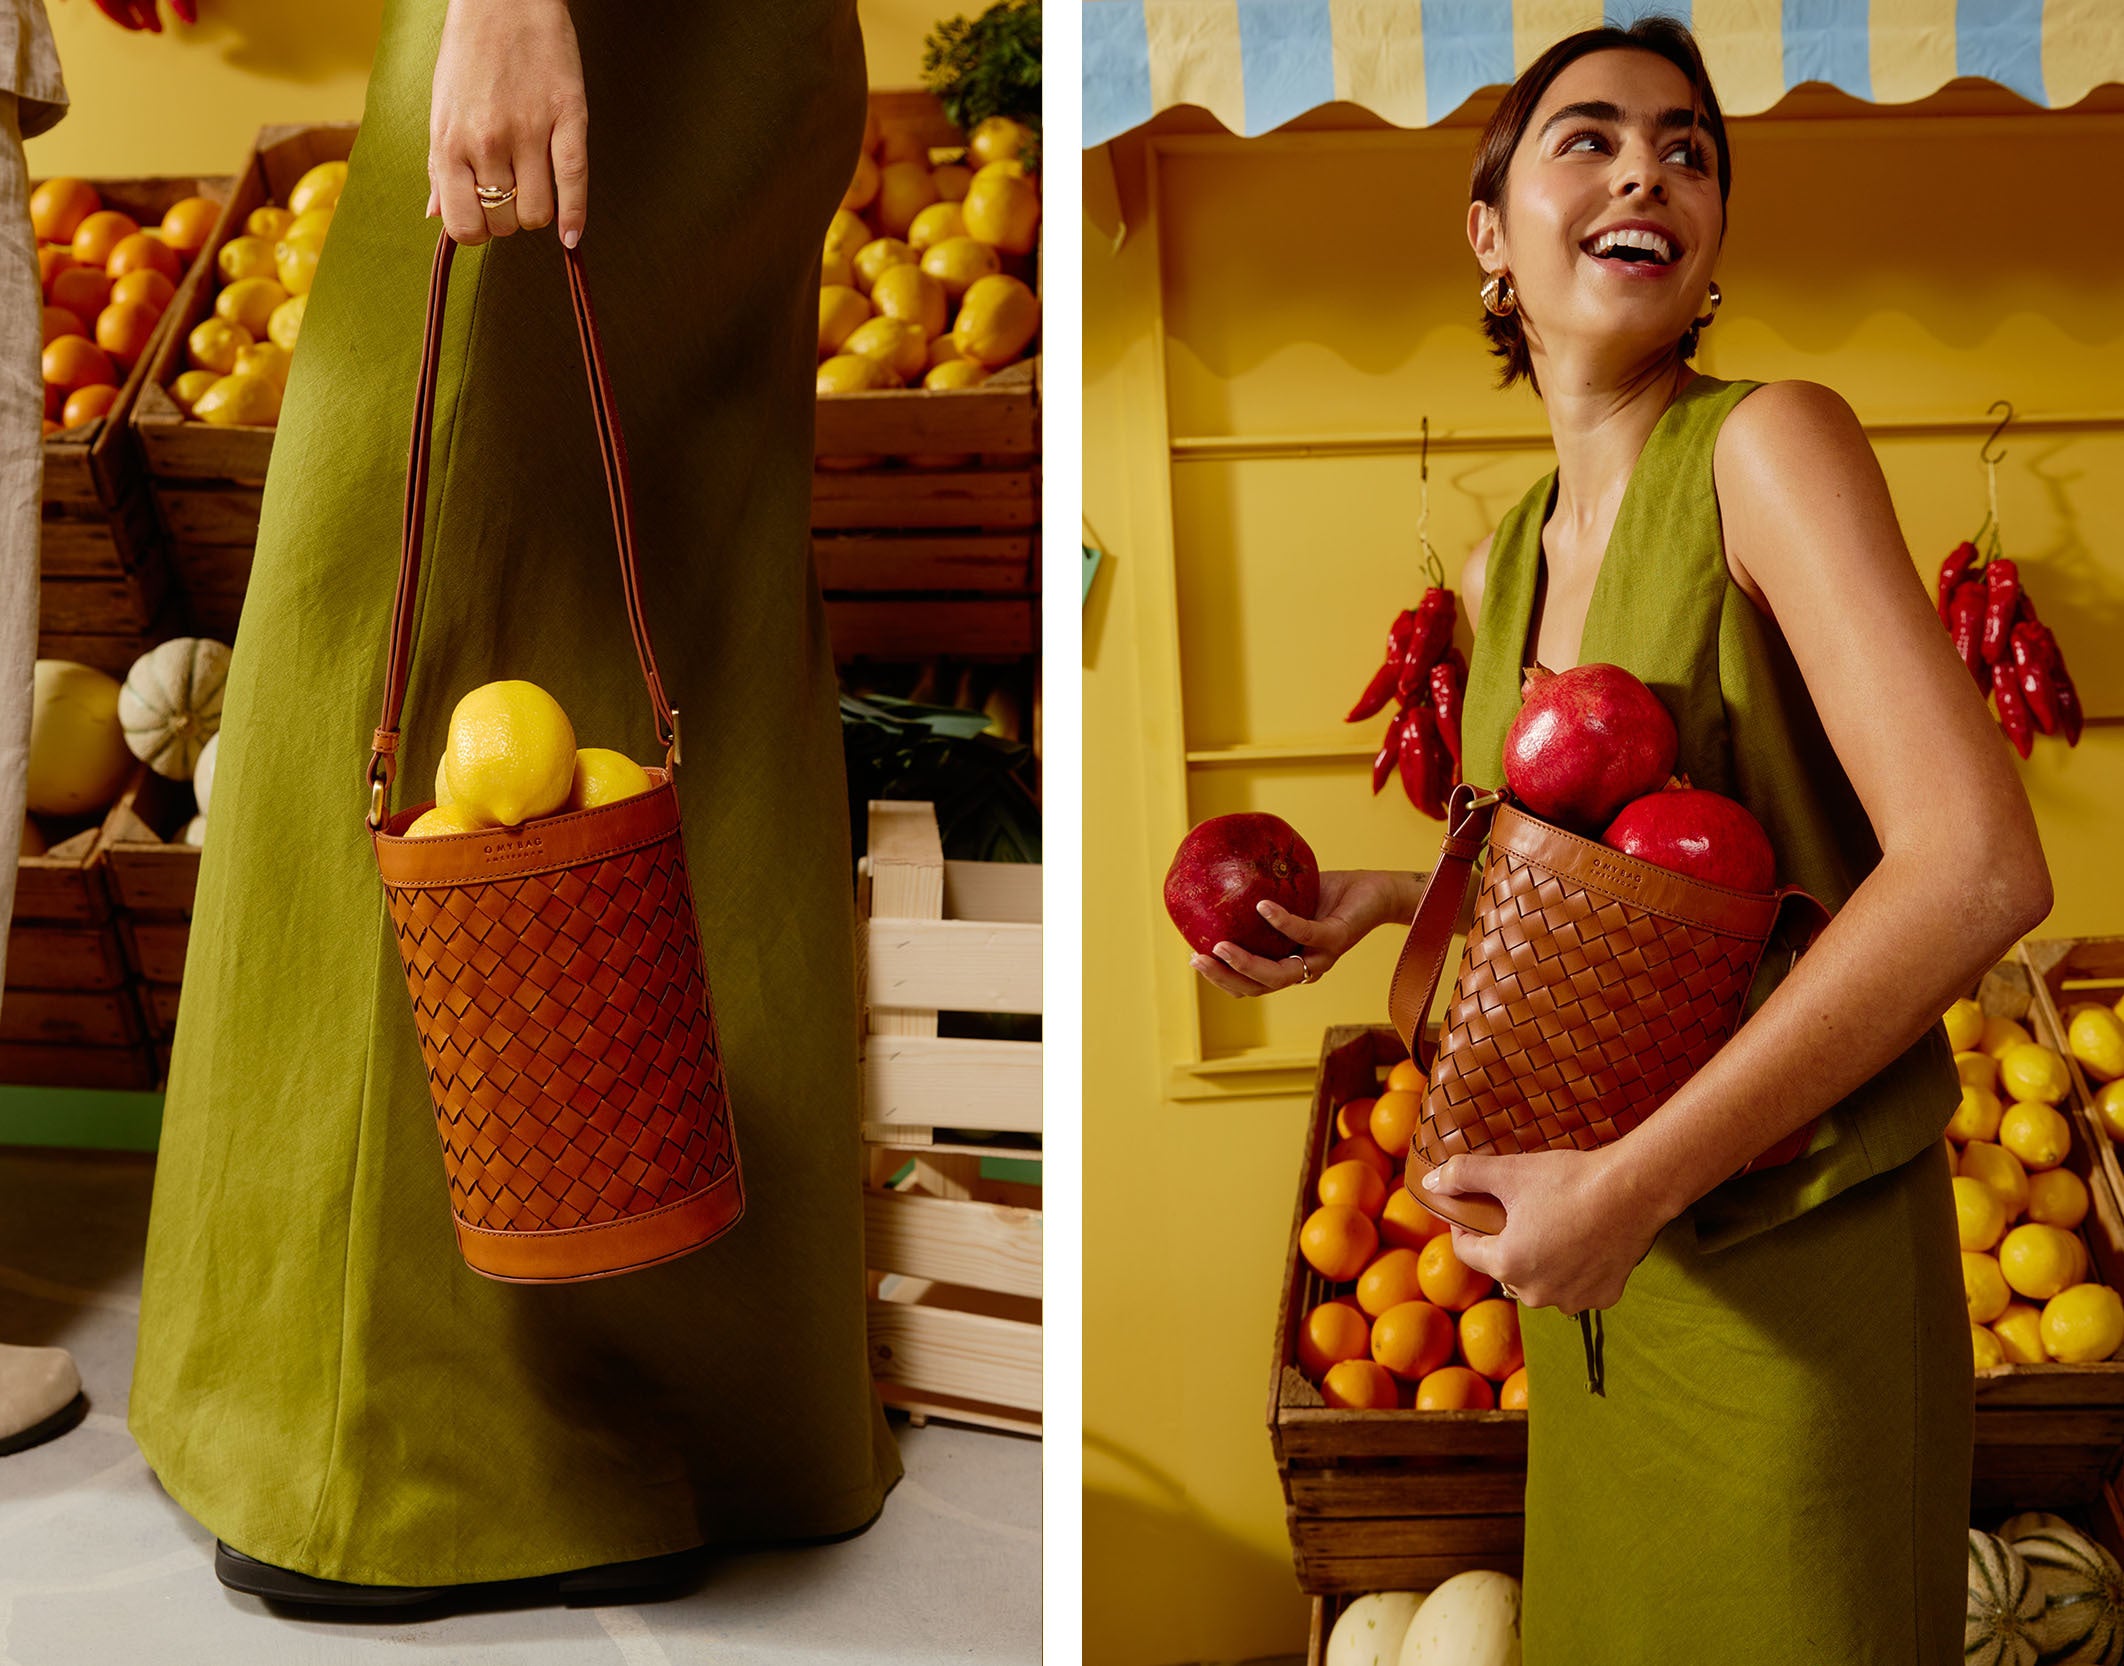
[1084,0,2124,146]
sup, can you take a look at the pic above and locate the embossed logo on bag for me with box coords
[484,838,542,861]
[1586,856,1639,892]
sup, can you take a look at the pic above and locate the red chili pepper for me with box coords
[1348,610,1417,723]
[1395,588,1456,702]
[1981,559,2020,667]
[2009,623,2061,736]
[1422,711,1454,814]
[1430,650,1466,784]
[1947,580,1990,694]
[1937,542,1979,625]
[1371,705,1411,795]
[2054,662,2085,747]
[1993,674,2034,759]
[1399,702,1444,817]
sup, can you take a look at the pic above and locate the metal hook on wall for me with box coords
[1416,416,1444,588]
[1979,398,2013,466]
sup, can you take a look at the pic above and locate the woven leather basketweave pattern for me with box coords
[1421,847,1764,1162]
[382,830,735,1234]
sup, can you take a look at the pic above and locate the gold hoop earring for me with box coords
[1692,278,1722,332]
[1481,271,1517,317]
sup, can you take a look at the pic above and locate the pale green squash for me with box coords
[1998,1514,2124,1666]
[119,637,229,780]
[1970,1529,2043,1666]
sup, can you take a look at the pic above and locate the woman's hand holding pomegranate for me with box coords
[1187,869,1412,998]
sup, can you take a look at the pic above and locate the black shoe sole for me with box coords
[0,1390,86,1457]
[213,1539,710,1610]
[215,1542,451,1608]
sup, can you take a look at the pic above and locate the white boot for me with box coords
[0,1343,83,1454]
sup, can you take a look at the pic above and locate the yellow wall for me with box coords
[23,0,946,177]
[1086,105,2124,1665]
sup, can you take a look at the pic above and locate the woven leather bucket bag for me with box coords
[363,231,743,1284]
[1389,783,1832,1237]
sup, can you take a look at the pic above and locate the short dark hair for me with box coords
[1470,17,1731,395]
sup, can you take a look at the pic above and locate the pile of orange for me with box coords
[818,112,1042,403]
[1294,1057,1530,1413]
[31,179,216,436]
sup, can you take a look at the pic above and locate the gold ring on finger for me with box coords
[1287,954,1311,985]
[475,182,518,208]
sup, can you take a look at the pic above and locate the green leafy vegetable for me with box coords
[923,0,1041,172]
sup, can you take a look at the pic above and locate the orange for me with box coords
[1379,1184,1450,1251]
[49,266,111,323]
[1298,1204,1377,1283]
[95,301,161,371]
[105,231,181,284]
[42,336,117,399]
[59,383,118,429]
[37,244,77,296]
[40,306,84,346]
[1414,1365,1496,1411]
[1318,1158,1386,1219]
[1386,1058,1424,1094]
[1458,1297,1525,1381]
[158,195,222,258]
[842,152,880,213]
[1417,1231,1493,1312]
[1370,1300,1455,1382]
[71,210,140,269]
[1369,1090,1423,1159]
[1321,1359,1400,1411]
[1326,1132,1394,1185]
[1336,1096,1377,1140]
[1499,1366,1529,1410]
[1355,1247,1427,1318]
[109,268,174,316]
[31,178,100,245]
[1296,1298,1371,1380]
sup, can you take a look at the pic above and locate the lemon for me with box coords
[819,284,871,358]
[216,235,278,285]
[1999,1099,2071,1171]
[169,368,219,414]
[443,680,577,828]
[274,231,326,297]
[1946,1084,2004,1145]
[874,160,938,239]
[287,159,348,216]
[2041,1283,2124,1363]
[842,315,928,381]
[1964,1252,2011,1323]
[2070,1007,2124,1083]
[1992,1303,2046,1364]
[852,236,915,294]
[907,201,966,254]
[1953,1175,2007,1252]
[2067,1231,2090,1288]
[967,116,1035,169]
[930,163,972,203]
[569,747,651,810]
[215,276,289,338]
[816,352,897,393]
[821,250,854,289]
[1955,1050,1999,1095]
[267,293,306,353]
[1981,1015,2034,1060]
[1999,1222,2080,1301]
[187,317,253,375]
[2000,1042,2070,1105]
[928,332,966,369]
[1972,1324,2005,1370]
[1960,1141,2029,1219]
[287,206,334,244]
[960,159,1041,255]
[824,209,871,264]
[435,753,453,808]
[191,372,280,427]
[2097,1080,2124,1144]
[245,205,294,242]
[233,342,292,391]
[405,802,490,838]
[2027,1167,2090,1230]
[1944,998,1985,1053]
[925,359,990,390]
[870,264,947,338]
[920,234,1002,299]
[952,273,1039,367]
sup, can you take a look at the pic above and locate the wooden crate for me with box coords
[37,174,231,668]
[98,765,201,1052]
[133,123,358,641]
[2025,936,2124,1201]
[856,798,1041,1435]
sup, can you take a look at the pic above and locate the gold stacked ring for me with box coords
[475,182,518,208]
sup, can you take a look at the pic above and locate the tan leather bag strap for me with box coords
[366,231,679,829]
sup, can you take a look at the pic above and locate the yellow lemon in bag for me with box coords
[1944,997,1985,1053]
[434,753,454,808]
[569,747,651,811]
[443,680,577,828]
[405,802,490,838]
[1999,1042,2070,1106]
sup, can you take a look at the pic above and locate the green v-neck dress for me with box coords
[1457,373,1970,1662]
[125,0,903,1585]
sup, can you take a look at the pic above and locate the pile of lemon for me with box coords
[817,113,1041,397]
[1943,997,2124,1369]
[402,680,652,839]
[168,160,346,430]
[30,178,218,435]
[1290,1059,1527,1414]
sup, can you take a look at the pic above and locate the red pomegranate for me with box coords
[1503,663,1678,831]
[1603,784,1777,893]
[1164,813,1321,959]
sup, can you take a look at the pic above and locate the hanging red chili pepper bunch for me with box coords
[1937,535,2083,758]
[1346,586,1464,819]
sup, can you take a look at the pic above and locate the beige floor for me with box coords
[0,1146,1040,1665]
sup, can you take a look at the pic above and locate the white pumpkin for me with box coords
[1969,1529,2043,1666]
[1328,1592,1426,1666]
[2001,1515,2124,1666]
[193,730,219,818]
[28,660,132,815]
[1397,1570,1519,1666]
[119,637,229,780]
[180,815,207,849]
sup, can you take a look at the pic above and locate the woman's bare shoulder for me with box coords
[1713,379,1877,607]
[1716,379,1868,482]
[1462,530,1495,631]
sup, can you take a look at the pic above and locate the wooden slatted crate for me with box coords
[2025,936,2124,1202]
[98,765,201,1081]
[855,798,1041,1435]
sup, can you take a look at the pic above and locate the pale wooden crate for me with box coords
[856,798,1041,1436]
[2024,936,2124,1203]
[97,764,200,1055]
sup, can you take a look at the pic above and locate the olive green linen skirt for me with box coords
[127,0,902,1584]
[1517,1136,1972,1662]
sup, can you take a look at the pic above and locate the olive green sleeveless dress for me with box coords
[126,0,903,1584]
[1459,373,1971,1662]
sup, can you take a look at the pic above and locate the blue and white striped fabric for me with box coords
[1083,0,2124,147]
